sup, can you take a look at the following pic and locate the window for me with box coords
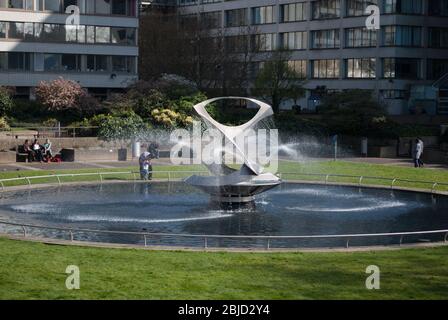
[280,32,307,50]
[112,0,127,15]
[384,0,423,14]
[42,23,64,42]
[252,33,277,52]
[346,58,376,78]
[63,0,77,12]
[24,22,33,40]
[86,26,95,43]
[111,27,135,45]
[345,28,377,47]
[312,59,340,78]
[43,0,61,12]
[8,22,24,39]
[311,29,340,49]
[8,52,30,70]
[0,52,6,70]
[200,11,222,29]
[252,6,274,25]
[380,90,407,99]
[44,53,60,71]
[61,54,79,71]
[280,2,306,22]
[312,0,340,19]
[382,26,421,47]
[287,60,307,79]
[429,0,448,16]
[383,58,420,79]
[112,56,134,73]
[429,28,448,48]
[225,35,248,53]
[95,0,111,14]
[77,25,85,43]
[346,0,378,16]
[225,8,247,27]
[0,22,6,38]
[428,59,448,80]
[87,55,108,72]
[95,26,110,43]
[9,0,24,9]
[65,25,77,42]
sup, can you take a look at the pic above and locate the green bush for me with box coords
[97,110,147,142]
[0,117,10,131]
[0,87,14,117]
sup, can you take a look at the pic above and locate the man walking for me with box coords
[413,139,424,168]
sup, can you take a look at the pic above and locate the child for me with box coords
[140,157,152,181]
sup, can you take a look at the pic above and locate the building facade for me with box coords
[176,0,448,115]
[0,0,139,99]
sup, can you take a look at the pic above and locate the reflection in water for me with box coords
[0,182,447,248]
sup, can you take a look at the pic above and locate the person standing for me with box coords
[139,150,151,180]
[413,139,423,168]
[417,138,424,167]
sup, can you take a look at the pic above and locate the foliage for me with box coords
[103,78,207,128]
[319,90,388,137]
[253,50,306,113]
[97,110,147,142]
[42,118,59,128]
[0,86,13,117]
[275,112,328,136]
[0,117,10,131]
[35,77,88,112]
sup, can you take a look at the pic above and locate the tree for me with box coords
[253,50,306,113]
[0,86,13,117]
[319,89,388,137]
[97,110,147,145]
[35,77,88,112]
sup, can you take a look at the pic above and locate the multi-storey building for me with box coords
[0,0,139,99]
[176,0,448,115]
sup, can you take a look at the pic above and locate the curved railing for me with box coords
[0,171,448,193]
[0,220,447,250]
[1,170,448,250]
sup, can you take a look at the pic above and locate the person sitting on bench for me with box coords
[23,140,33,162]
[43,139,53,161]
[32,139,44,163]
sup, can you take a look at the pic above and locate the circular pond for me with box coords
[0,182,447,248]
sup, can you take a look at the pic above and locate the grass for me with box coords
[0,160,448,300]
[1,159,448,191]
[0,238,447,300]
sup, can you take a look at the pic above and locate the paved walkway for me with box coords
[0,157,446,172]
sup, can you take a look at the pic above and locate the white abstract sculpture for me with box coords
[185,97,281,205]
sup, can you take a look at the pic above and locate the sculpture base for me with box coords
[185,171,281,205]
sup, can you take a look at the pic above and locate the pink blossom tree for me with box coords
[35,77,88,112]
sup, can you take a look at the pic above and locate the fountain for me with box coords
[184,97,282,205]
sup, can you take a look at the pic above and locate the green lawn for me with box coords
[0,160,448,300]
[1,159,448,191]
[0,238,447,300]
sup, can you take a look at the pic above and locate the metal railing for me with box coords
[1,170,448,250]
[0,171,448,194]
[279,172,448,194]
[0,220,447,250]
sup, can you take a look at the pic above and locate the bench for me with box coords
[16,145,29,163]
